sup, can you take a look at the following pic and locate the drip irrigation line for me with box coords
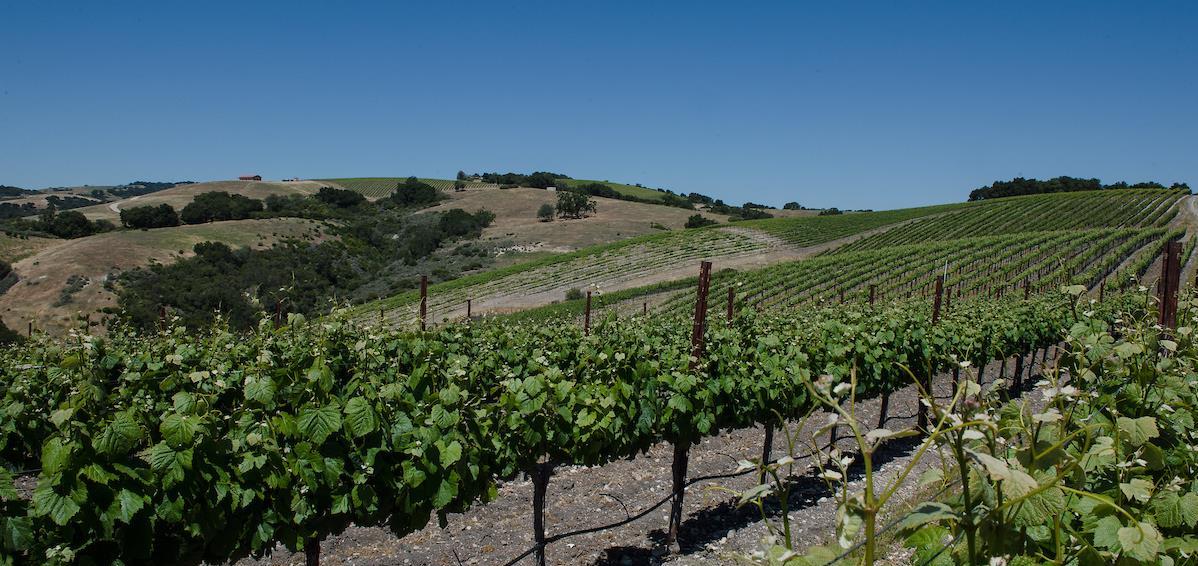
[500,438,837,566]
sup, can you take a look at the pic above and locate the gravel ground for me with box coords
[236,347,1061,566]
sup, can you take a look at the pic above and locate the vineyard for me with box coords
[0,273,1148,563]
[835,188,1185,252]
[0,188,1195,565]
[361,227,778,327]
[317,178,499,198]
[735,203,969,247]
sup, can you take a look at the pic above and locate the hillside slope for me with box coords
[75,180,326,222]
[358,203,961,327]
[419,187,728,251]
[0,218,326,335]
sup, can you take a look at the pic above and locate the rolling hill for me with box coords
[74,180,327,222]
[369,188,1195,328]
[0,217,327,335]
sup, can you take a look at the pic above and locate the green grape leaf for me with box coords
[110,488,145,524]
[1117,521,1162,562]
[160,413,198,447]
[94,412,142,456]
[298,404,342,444]
[1092,515,1122,550]
[1117,416,1159,447]
[433,478,458,508]
[244,376,275,405]
[343,397,378,438]
[32,484,80,526]
[439,440,463,468]
[2,516,32,551]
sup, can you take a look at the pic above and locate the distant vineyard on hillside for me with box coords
[657,227,1179,317]
[836,188,1185,252]
[735,203,968,247]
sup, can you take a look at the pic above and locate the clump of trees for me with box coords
[968,176,1191,201]
[560,181,693,210]
[9,209,114,238]
[120,204,180,229]
[117,205,496,330]
[0,185,33,198]
[389,177,443,206]
[315,186,366,208]
[537,203,555,222]
[556,191,596,219]
[818,208,844,216]
[475,171,570,189]
[706,200,773,221]
[783,202,803,210]
[685,214,717,228]
[180,192,264,224]
[0,202,37,219]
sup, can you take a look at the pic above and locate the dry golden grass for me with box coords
[0,233,60,263]
[0,218,324,335]
[75,180,327,222]
[422,187,730,251]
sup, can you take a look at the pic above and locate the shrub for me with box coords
[389,177,442,206]
[180,192,264,224]
[556,191,596,219]
[119,204,180,229]
[537,203,555,222]
[685,214,717,229]
[565,288,584,301]
[315,186,366,208]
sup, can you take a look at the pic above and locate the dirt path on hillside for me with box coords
[235,350,1054,566]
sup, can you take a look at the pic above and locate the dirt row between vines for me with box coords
[237,350,1055,566]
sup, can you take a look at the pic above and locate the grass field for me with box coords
[0,218,327,336]
[0,233,59,263]
[419,187,727,250]
[75,180,327,222]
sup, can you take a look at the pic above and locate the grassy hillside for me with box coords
[0,218,326,335]
[0,233,59,263]
[74,180,326,222]
[470,188,1191,326]
[418,187,726,250]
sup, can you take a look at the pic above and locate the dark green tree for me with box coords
[120,204,180,229]
[555,191,596,219]
[315,186,366,208]
[389,177,442,206]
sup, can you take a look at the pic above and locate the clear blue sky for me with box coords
[2,1,1195,210]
